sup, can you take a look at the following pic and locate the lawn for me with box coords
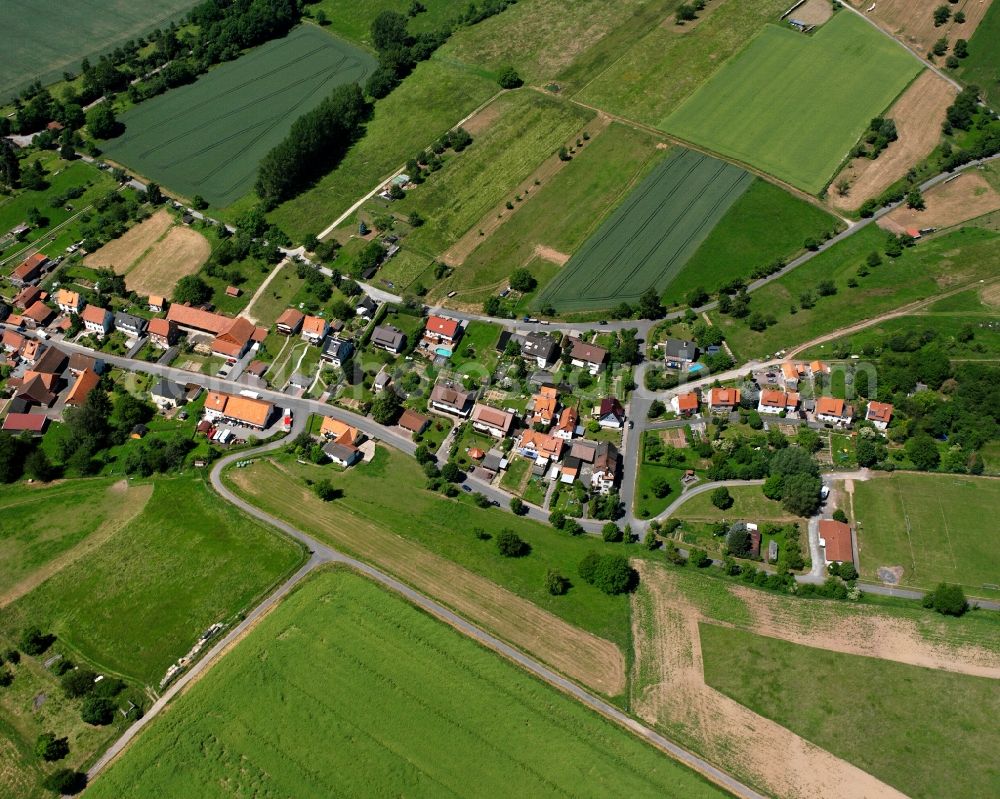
[242,262,304,327]
[663,13,922,194]
[87,568,726,798]
[0,0,197,100]
[102,25,377,206]
[499,455,531,493]
[0,476,304,684]
[958,0,1000,108]
[662,179,841,303]
[700,623,1000,799]
[392,90,592,255]
[712,225,1000,361]
[853,473,1000,599]
[534,147,752,312]
[448,320,502,374]
[672,484,796,524]
[376,248,434,293]
[268,57,497,240]
[432,121,664,303]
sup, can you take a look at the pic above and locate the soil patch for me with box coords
[125,225,211,298]
[533,244,569,265]
[462,99,506,137]
[979,282,1000,308]
[850,0,994,55]
[880,172,1000,233]
[632,562,904,799]
[658,427,688,448]
[791,0,834,26]
[829,71,956,211]
[84,210,174,273]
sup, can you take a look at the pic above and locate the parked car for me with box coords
[462,485,472,493]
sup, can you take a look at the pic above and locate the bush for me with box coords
[710,487,732,510]
[495,529,529,557]
[690,548,712,568]
[80,696,115,725]
[0,669,12,687]
[838,562,859,581]
[19,626,54,656]
[314,480,339,501]
[578,553,636,594]
[922,582,968,616]
[35,732,70,762]
[545,569,570,595]
[42,769,86,795]
[832,508,848,523]
[601,522,623,542]
[509,497,527,515]
[61,668,97,699]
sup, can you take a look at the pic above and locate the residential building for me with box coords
[147,318,177,348]
[425,315,461,343]
[373,368,391,393]
[13,285,44,310]
[32,345,66,376]
[818,519,854,565]
[516,429,564,462]
[320,336,354,368]
[671,391,700,417]
[781,362,803,389]
[22,301,53,329]
[148,295,167,313]
[81,305,113,337]
[865,401,893,431]
[302,315,329,344]
[597,397,626,428]
[114,311,147,338]
[552,406,579,440]
[398,409,429,435]
[809,360,829,377]
[150,379,187,409]
[815,396,853,427]
[275,308,304,335]
[356,296,377,318]
[323,440,361,467]
[9,252,49,286]
[212,317,263,360]
[371,324,406,354]
[2,413,48,435]
[529,385,558,428]
[429,383,475,417]
[19,338,44,366]
[55,288,83,314]
[591,442,620,494]
[65,368,101,406]
[202,391,273,429]
[68,352,101,376]
[708,387,740,412]
[568,338,608,374]
[663,338,697,369]
[521,333,558,368]
[470,404,515,438]
[757,389,800,415]
[560,456,581,484]
[319,416,362,446]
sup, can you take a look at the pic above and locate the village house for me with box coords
[597,396,626,429]
[319,416,363,467]
[568,337,608,375]
[865,401,893,431]
[9,252,49,286]
[671,391,700,417]
[166,305,266,359]
[203,391,273,430]
[2,413,49,435]
[150,378,187,410]
[8,346,66,409]
[356,295,377,318]
[54,288,83,315]
[708,387,741,413]
[373,368,392,393]
[428,383,475,417]
[147,318,177,348]
[320,336,354,368]
[425,315,461,344]
[275,308,305,336]
[516,429,564,468]
[371,324,406,354]
[65,367,101,407]
[324,441,362,467]
[815,396,853,427]
[81,305,113,337]
[757,389,800,415]
[521,332,559,368]
[818,519,854,565]
[22,301,53,329]
[809,360,829,377]
[591,441,621,494]
[781,362,804,389]
[301,315,329,345]
[148,295,167,313]
[663,338,698,370]
[115,311,147,338]
[14,285,45,310]
[19,338,44,366]
[552,405,579,440]
[529,385,558,429]
[471,404,515,438]
[398,409,430,436]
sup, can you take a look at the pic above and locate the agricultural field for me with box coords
[711,225,1000,361]
[267,58,497,239]
[700,623,1000,799]
[390,90,593,255]
[0,0,197,100]
[430,122,664,305]
[86,568,726,798]
[0,476,303,685]
[852,473,1000,599]
[958,0,1000,107]
[663,179,841,303]
[102,26,377,206]
[225,452,631,694]
[535,148,753,312]
[664,13,922,194]
[880,170,1000,234]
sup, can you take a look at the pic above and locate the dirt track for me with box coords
[631,562,906,799]
[829,72,956,211]
[125,226,211,298]
[880,172,1000,233]
[84,210,173,272]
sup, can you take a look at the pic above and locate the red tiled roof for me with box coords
[676,392,699,412]
[23,301,52,324]
[276,308,305,329]
[819,520,853,563]
[147,318,174,337]
[866,401,893,424]
[66,368,100,406]
[398,409,429,433]
[709,387,740,407]
[2,413,48,433]
[166,304,231,334]
[816,396,847,417]
[426,315,460,338]
[11,252,47,280]
[81,305,111,325]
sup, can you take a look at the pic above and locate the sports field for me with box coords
[0,0,197,100]
[700,623,1000,799]
[664,13,922,194]
[102,25,376,206]
[87,569,725,798]
[534,147,752,312]
[853,473,1000,598]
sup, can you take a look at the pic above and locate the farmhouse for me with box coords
[65,367,101,407]
[663,338,698,369]
[470,404,515,438]
[211,317,264,360]
[521,333,559,368]
[22,301,53,329]
[671,391,700,416]
[865,401,893,430]
[429,383,475,417]
[147,318,177,348]
[371,324,406,354]
[818,519,854,565]
[9,252,49,286]
[591,442,621,494]
[568,338,608,374]
[81,305,113,337]
[115,311,147,338]
[597,397,626,428]
[553,405,579,440]
[203,391,273,430]
[757,389,799,415]
[398,409,429,435]
[275,308,305,336]
[68,353,102,376]
[529,385,559,428]
[302,315,329,344]
[320,336,354,368]
[815,396,853,427]
[55,288,84,314]
[708,387,740,412]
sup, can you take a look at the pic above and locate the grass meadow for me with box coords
[957,0,1000,108]
[711,225,1000,360]
[853,473,1000,599]
[535,147,752,312]
[0,0,197,100]
[662,179,841,303]
[308,0,457,48]
[700,623,1000,799]
[0,476,303,684]
[103,26,376,206]
[86,569,726,798]
[664,13,922,194]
